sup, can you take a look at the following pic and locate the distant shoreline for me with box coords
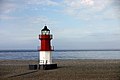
[0,49,120,52]
[0,59,120,65]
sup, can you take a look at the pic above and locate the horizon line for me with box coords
[0,49,120,52]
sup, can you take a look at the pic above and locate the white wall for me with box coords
[39,51,52,65]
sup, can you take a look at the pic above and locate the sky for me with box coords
[0,0,120,50]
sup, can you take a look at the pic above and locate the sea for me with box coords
[0,50,120,60]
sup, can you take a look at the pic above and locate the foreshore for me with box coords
[0,59,120,80]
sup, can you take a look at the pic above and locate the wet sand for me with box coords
[0,59,120,80]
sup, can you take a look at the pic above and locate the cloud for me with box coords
[91,0,112,10]
[26,16,57,26]
[54,24,120,42]
[29,16,50,24]
[81,0,94,6]
[63,0,111,11]
[26,0,58,6]
[61,0,119,20]
[63,0,94,9]
[0,0,17,14]
[112,0,120,18]
[23,0,119,20]
[0,15,16,20]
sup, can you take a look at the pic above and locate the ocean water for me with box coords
[0,50,120,60]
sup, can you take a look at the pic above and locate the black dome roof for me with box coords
[41,26,50,31]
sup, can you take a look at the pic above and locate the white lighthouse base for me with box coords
[38,51,57,70]
[29,51,57,70]
[39,51,52,65]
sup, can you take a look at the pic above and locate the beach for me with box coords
[0,59,120,80]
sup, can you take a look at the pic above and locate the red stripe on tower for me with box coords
[39,26,53,51]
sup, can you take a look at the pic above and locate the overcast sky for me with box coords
[0,0,120,50]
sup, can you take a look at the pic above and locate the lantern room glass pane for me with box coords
[41,31,50,35]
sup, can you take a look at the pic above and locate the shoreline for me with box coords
[0,59,120,64]
[0,59,120,80]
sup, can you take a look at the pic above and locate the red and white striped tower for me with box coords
[39,26,57,69]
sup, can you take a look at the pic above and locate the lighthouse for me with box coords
[38,25,57,70]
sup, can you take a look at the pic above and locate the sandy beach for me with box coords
[0,59,120,80]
